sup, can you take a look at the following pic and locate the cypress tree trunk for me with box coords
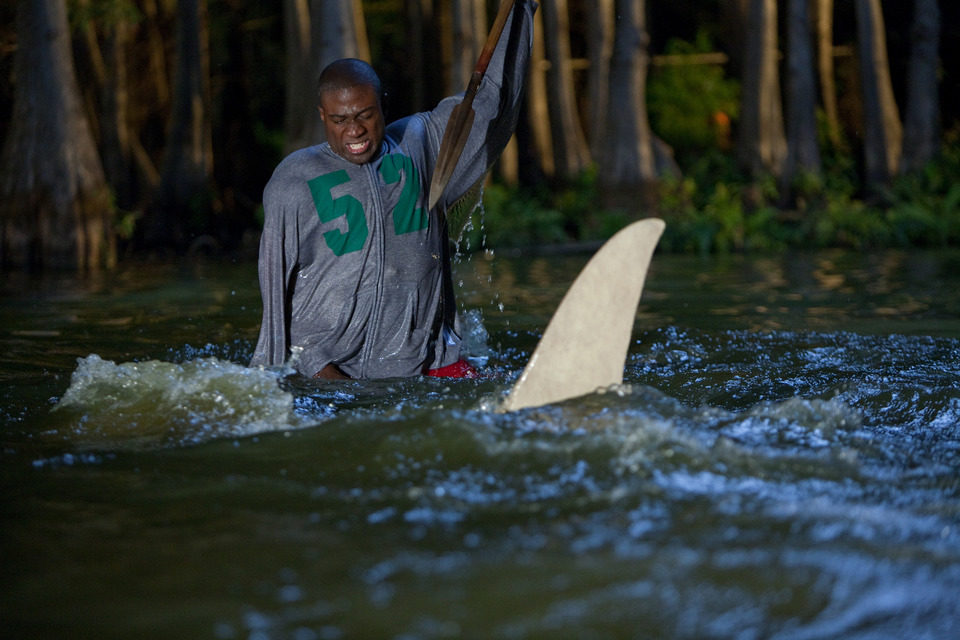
[404,0,428,111]
[782,0,823,201]
[284,0,312,154]
[600,0,658,209]
[308,0,371,144]
[102,19,136,209]
[542,0,590,180]
[587,0,615,162]
[125,0,165,192]
[855,0,902,191]
[449,0,486,91]
[525,8,555,180]
[736,0,787,178]
[76,5,140,211]
[284,0,370,152]
[719,0,749,77]
[146,0,214,249]
[901,0,940,174]
[0,0,115,270]
[815,0,842,147]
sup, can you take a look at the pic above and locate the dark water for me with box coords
[2,248,960,638]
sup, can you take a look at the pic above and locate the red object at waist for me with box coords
[427,359,478,379]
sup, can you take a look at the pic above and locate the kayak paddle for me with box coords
[428,0,516,212]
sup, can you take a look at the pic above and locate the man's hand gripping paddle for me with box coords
[428,0,516,212]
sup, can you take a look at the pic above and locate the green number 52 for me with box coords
[307,153,427,257]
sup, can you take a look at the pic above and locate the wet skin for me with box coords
[318,84,386,165]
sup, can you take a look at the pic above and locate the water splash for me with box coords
[460,307,493,366]
[51,354,300,450]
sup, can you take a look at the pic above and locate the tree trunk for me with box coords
[587,0,615,162]
[435,0,452,105]
[77,5,141,212]
[284,0,370,152]
[901,0,940,174]
[102,19,137,209]
[307,0,370,145]
[123,0,165,193]
[525,7,554,180]
[600,0,658,209]
[479,0,517,187]
[736,0,787,179]
[542,0,590,180]
[449,0,486,92]
[147,0,214,249]
[782,0,823,200]
[140,0,172,109]
[855,0,902,191]
[405,0,430,111]
[815,0,842,147]
[0,0,115,270]
[719,0,750,77]
[284,0,312,154]
[74,0,161,213]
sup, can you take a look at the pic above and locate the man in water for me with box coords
[251,1,535,379]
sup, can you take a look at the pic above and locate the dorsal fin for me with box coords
[500,218,665,412]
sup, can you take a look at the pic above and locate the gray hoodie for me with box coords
[251,1,535,378]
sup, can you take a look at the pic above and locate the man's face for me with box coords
[318,84,385,165]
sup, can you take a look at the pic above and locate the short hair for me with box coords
[317,59,382,101]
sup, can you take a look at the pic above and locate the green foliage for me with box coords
[656,172,786,254]
[461,169,628,250]
[885,137,960,247]
[652,152,787,254]
[812,196,888,249]
[480,132,960,254]
[804,138,960,250]
[114,210,140,240]
[68,0,142,29]
[465,184,566,250]
[647,31,740,154]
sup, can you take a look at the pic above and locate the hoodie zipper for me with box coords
[359,159,385,378]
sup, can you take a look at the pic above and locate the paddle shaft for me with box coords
[461,0,516,109]
[477,0,514,76]
[428,0,516,210]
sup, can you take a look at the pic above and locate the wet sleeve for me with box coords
[249,179,297,369]
[425,0,536,209]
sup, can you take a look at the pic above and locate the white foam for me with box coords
[53,354,299,449]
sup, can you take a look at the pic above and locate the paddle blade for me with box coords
[500,218,666,412]
[429,101,476,211]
